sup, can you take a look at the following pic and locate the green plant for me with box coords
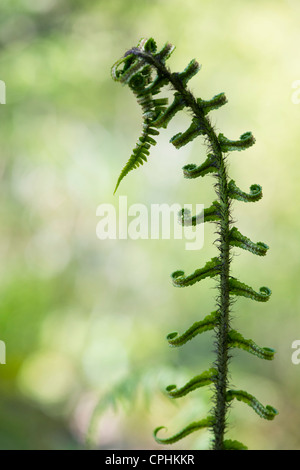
[111,38,278,450]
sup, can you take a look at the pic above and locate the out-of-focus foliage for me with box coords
[0,0,300,450]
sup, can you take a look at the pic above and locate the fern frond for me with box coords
[111,37,276,451]
[113,124,157,194]
[112,38,176,193]
[182,154,218,179]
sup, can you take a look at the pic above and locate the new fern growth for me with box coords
[111,38,278,450]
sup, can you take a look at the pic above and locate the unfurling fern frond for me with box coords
[171,257,220,287]
[111,37,276,451]
[166,368,217,398]
[228,329,275,360]
[228,179,263,202]
[226,390,278,420]
[182,153,218,179]
[218,132,256,152]
[111,39,174,193]
[166,311,218,347]
[229,278,271,302]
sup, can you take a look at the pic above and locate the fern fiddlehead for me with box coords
[111,38,277,450]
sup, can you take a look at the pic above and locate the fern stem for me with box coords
[198,119,232,449]
[212,145,231,450]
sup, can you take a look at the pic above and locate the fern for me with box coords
[111,37,277,450]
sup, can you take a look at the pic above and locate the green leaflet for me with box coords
[154,42,176,62]
[229,227,269,256]
[111,38,157,85]
[218,132,255,152]
[203,201,221,223]
[228,329,275,360]
[226,390,278,421]
[171,257,220,287]
[166,311,218,347]
[139,75,169,97]
[153,92,186,128]
[197,92,228,115]
[179,201,221,226]
[228,179,262,202]
[229,278,271,302]
[142,37,157,53]
[170,118,207,149]
[223,440,248,450]
[166,368,217,398]
[113,124,158,194]
[182,154,218,179]
[154,417,214,445]
[177,59,201,86]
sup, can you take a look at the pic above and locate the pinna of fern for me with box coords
[111,37,277,450]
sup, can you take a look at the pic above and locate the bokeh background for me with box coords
[0,0,299,450]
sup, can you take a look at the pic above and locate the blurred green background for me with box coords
[0,0,299,450]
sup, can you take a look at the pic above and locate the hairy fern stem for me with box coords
[213,152,231,449]
[111,38,277,450]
